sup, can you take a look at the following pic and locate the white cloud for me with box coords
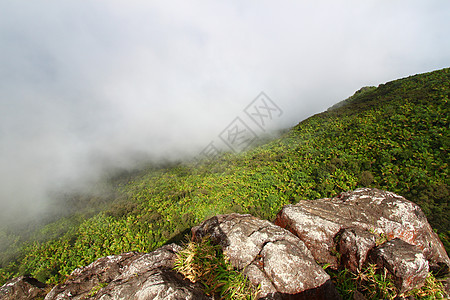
[0,0,449,223]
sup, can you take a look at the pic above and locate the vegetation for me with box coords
[88,282,109,297]
[327,264,447,299]
[174,236,259,299]
[0,68,448,299]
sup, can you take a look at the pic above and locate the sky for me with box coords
[0,0,449,224]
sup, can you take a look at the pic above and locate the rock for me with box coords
[274,188,450,273]
[369,238,429,293]
[191,213,340,299]
[91,269,210,300]
[337,227,377,273]
[275,202,341,268]
[352,290,367,300]
[0,275,47,300]
[45,244,211,300]
[442,276,450,298]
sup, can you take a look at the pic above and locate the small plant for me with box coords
[375,232,388,246]
[329,267,358,299]
[408,272,448,299]
[328,263,448,300]
[355,264,397,299]
[174,236,259,299]
[368,228,388,246]
[88,282,108,297]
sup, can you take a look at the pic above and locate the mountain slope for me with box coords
[0,67,448,286]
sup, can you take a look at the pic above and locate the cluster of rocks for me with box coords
[1,188,449,299]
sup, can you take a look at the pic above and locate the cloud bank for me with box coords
[0,0,449,223]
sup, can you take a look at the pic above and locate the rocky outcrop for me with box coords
[0,276,47,300]
[44,244,211,300]
[2,188,449,299]
[191,213,340,299]
[275,188,450,273]
[337,227,377,272]
[369,238,429,293]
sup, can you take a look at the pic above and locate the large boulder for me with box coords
[337,227,377,273]
[191,213,340,299]
[0,276,47,300]
[44,244,211,300]
[369,238,429,293]
[274,188,450,273]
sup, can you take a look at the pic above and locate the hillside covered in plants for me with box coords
[0,68,448,292]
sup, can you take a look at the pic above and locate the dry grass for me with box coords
[328,263,448,299]
[174,236,259,299]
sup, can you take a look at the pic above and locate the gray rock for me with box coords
[45,244,211,300]
[92,269,210,300]
[352,290,367,300]
[369,238,429,293]
[337,227,377,273]
[0,276,47,300]
[442,276,450,298]
[274,188,450,273]
[191,213,340,299]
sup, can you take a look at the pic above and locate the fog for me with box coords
[1,1,449,224]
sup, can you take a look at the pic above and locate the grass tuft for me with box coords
[88,282,108,297]
[408,272,448,299]
[174,236,259,299]
[328,263,448,300]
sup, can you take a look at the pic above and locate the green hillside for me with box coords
[0,68,448,288]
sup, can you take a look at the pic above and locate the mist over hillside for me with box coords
[1,1,450,225]
[0,67,448,289]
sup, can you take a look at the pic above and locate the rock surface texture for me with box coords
[191,213,340,299]
[44,244,211,300]
[0,276,47,300]
[274,188,450,273]
[337,227,377,272]
[2,188,449,299]
[369,238,429,293]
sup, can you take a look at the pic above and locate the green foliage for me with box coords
[359,171,374,186]
[88,282,109,297]
[0,67,448,296]
[174,236,259,299]
[438,232,450,255]
[409,273,448,299]
[328,264,447,299]
[355,264,397,299]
